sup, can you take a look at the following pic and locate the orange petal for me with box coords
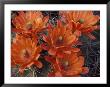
[74,30,81,37]
[57,51,65,58]
[82,67,89,74]
[41,43,49,50]
[82,25,99,33]
[45,56,56,64]
[34,61,43,68]
[66,35,76,45]
[43,34,48,42]
[45,56,61,71]
[47,24,53,30]
[87,16,99,26]
[63,70,80,76]
[12,28,24,33]
[63,51,71,54]
[57,20,63,28]
[48,72,55,77]
[48,48,57,56]
[72,48,80,52]
[43,16,49,24]
[55,71,62,77]
[43,34,52,46]
[35,46,42,55]
[86,33,96,40]
[73,56,84,67]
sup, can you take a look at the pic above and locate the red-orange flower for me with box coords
[42,21,79,58]
[12,11,49,34]
[45,51,89,77]
[60,11,100,39]
[11,34,42,74]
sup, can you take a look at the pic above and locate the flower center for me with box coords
[58,36,63,41]
[26,23,32,30]
[60,60,69,70]
[56,36,64,46]
[64,61,69,66]
[35,17,42,27]
[21,49,30,59]
[78,18,84,24]
[36,17,42,23]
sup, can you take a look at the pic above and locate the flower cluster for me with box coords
[11,11,99,77]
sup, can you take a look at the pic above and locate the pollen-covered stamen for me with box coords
[61,60,69,70]
[64,61,69,66]
[78,18,85,24]
[59,36,63,41]
[71,20,74,22]
[21,49,30,59]
[36,17,42,24]
[56,36,64,45]
[26,23,33,30]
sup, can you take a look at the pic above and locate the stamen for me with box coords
[26,23,32,30]
[78,18,84,24]
[61,60,69,70]
[22,49,30,58]
[59,36,63,41]
[64,61,69,66]
[56,36,63,46]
